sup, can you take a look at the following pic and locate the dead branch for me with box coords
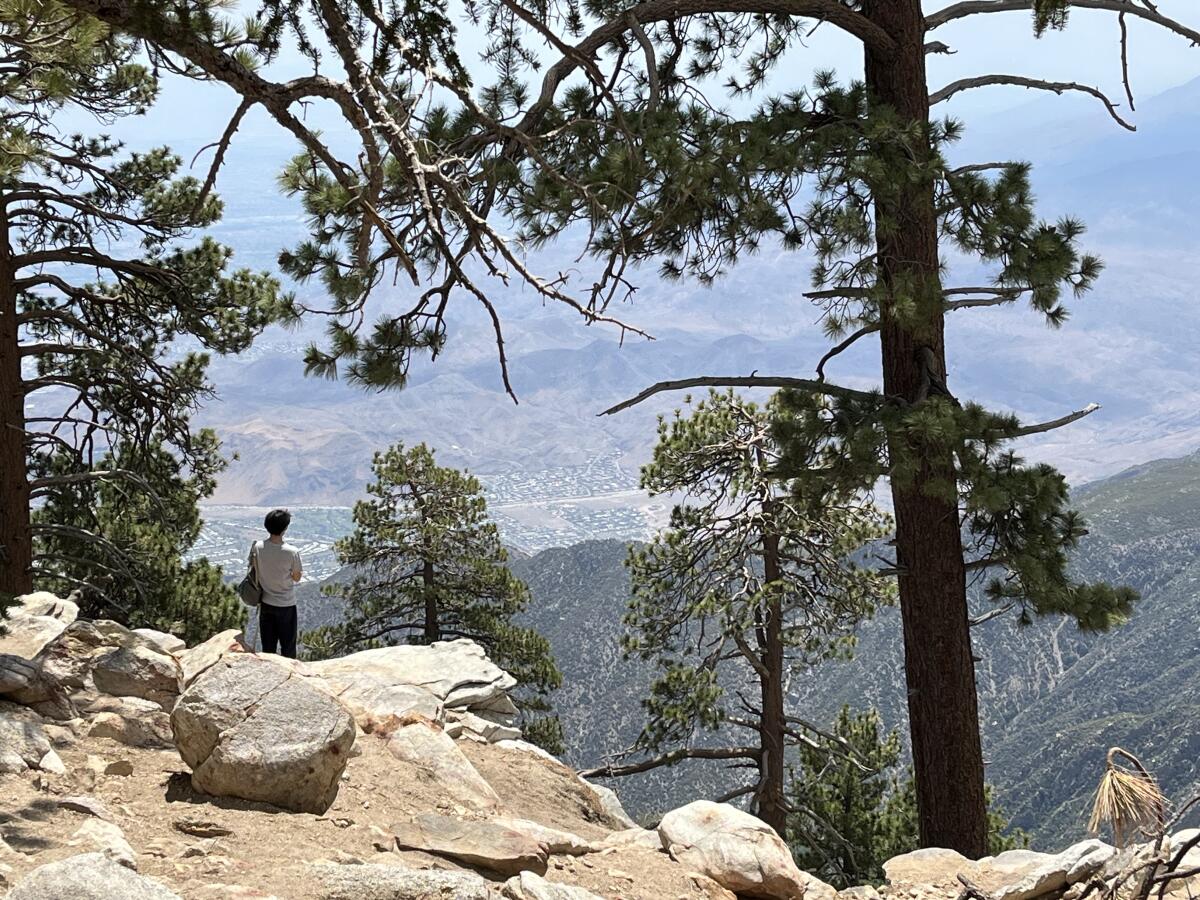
[1010,402,1100,438]
[599,376,882,416]
[931,75,1135,130]
[926,1,1200,46]
[580,745,761,779]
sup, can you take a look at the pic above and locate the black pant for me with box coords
[260,604,298,658]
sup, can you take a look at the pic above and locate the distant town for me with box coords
[193,454,667,581]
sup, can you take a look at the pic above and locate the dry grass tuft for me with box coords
[1088,747,1166,848]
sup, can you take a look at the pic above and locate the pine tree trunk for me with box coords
[863,0,988,856]
[422,558,438,642]
[757,531,787,835]
[0,201,31,598]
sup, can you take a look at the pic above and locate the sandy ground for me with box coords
[0,728,733,899]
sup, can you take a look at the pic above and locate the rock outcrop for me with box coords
[384,719,500,811]
[883,839,1118,900]
[86,695,175,749]
[659,800,809,899]
[0,700,54,774]
[5,852,180,899]
[0,612,182,722]
[305,638,520,733]
[90,644,182,710]
[171,654,356,814]
[391,811,550,876]
[0,593,1161,900]
[0,592,78,659]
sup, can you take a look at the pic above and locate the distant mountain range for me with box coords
[522,448,1200,846]
[195,77,1200,512]
[290,446,1200,848]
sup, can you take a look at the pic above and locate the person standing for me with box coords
[250,508,303,658]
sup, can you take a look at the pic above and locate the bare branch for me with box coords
[949,162,1019,175]
[926,1,1200,47]
[944,288,1025,311]
[627,11,661,111]
[715,784,757,804]
[580,745,761,779]
[931,75,1135,130]
[1011,402,1100,437]
[599,376,882,416]
[190,96,252,214]
[816,322,878,381]
[1119,12,1136,111]
[969,602,1015,627]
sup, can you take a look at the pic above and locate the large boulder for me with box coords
[0,700,54,773]
[385,720,500,811]
[658,800,808,900]
[311,862,502,899]
[0,592,78,659]
[87,696,174,749]
[304,639,515,729]
[177,629,245,687]
[391,812,549,876]
[6,852,180,900]
[131,628,186,655]
[1,619,182,719]
[883,847,978,887]
[91,645,182,710]
[978,841,1116,900]
[171,655,355,814]
[503,872,606,900]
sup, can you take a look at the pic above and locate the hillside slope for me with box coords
[502,451,1200,845]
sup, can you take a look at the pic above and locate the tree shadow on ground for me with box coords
[0,797,63,853]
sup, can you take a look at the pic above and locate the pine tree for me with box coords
[601,391,890,832]
[0,1,285,603]
[62,0,1198,853]
[307,442,563,750]
[787,707,1027,888]
[32,439,244,645]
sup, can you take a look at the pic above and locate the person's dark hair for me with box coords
[264,508,292,536]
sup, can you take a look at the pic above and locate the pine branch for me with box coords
[516,0,897,137]
[599,376,881,416]
[930,75,1135,130]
